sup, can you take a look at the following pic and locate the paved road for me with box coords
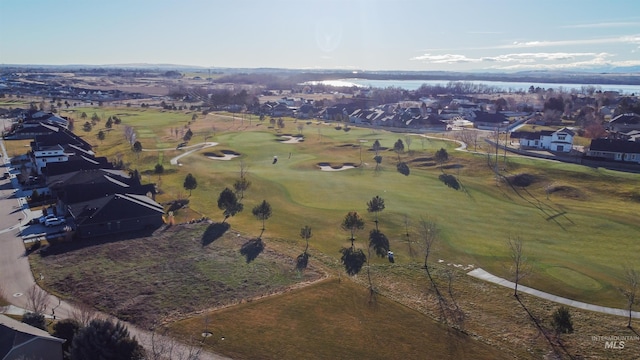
[468,268,640,319]
[0,137,229,359]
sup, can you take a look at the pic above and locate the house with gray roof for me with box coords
[0,314,64,360]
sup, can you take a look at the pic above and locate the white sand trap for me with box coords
[279,135,304,144]
[318,163,357,171]
[206,154,239,161]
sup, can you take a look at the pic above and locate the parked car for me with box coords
[44,217,66,227]
[39,214,56,224]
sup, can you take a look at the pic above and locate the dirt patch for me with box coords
[31,223,324,328]
[507,173,539,187]
[547,185,586,200]
[410,157,436,167]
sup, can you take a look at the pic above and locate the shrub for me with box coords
[551,306,574,334]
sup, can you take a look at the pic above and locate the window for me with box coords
[557,134,566,140]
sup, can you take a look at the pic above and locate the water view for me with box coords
[308,78,640,94]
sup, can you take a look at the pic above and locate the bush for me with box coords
[22,312,46,330]
[551,306,574,334]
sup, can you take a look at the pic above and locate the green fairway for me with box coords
[60,107,640,308]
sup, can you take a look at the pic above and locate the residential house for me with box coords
[32,126,93,152]
[68,193,165,238]
[296,104,316,119]
[607,113,640,132]
[47,169,156,215]
[5,122,61,140]
[42,155,113,177]
[470,111,509,130]
[31,144,69,175]
[0,314,64,360]
[270,103,294,117]
[511,127,575,152]
[586,138,640,163]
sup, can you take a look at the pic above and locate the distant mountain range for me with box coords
[2,64,640,85]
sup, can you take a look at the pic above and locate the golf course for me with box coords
[24,105,640,358]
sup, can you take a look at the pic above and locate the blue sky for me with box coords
[1,0,639,72]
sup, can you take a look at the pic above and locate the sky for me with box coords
[1,0,640,72]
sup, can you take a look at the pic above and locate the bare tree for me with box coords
[124,125,136,145]
[71,302,97,326]
[507,236,532,297]
[419,218,439,285]
[403,215,417,258]
[148,325,203,360]
[404,135,413,154]
[620,266,638,328]
[419,217,447,322]
[233,161,251,199]
[26,284,49,315]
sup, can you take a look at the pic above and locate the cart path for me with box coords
[468,268,640,318]
[169,142,218,165]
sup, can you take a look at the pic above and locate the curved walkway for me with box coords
[468,268,640,319]
[170,142,218,165]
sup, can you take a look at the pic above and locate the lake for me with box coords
[306,79,640,94]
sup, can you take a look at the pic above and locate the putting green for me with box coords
[545,266,602,291]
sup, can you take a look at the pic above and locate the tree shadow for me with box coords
[396,162,410,176]
[516,295,575,359]
[368,229,390,257]
[339,247,366,275]
[201,222,230,247]
[438,173,460,190]
[295,252,309,271]
[240,238,264,263]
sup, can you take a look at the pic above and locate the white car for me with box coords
[39,214,56,224]
[44,217,66,227]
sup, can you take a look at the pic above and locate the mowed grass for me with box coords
[169,278,511,360]
[49,107,640,307]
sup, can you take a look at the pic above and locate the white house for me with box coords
[513,127,575,152]
[33,144,69,174]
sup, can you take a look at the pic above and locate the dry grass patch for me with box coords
[169,278,510,360]
[30,223,324,328]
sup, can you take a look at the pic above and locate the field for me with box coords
[23,105,640,358]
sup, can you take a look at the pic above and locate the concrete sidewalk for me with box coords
[468,268,640,319]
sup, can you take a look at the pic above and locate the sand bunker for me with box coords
[278,135,304,144]
[204,150,240,161]
[317,162,358,171]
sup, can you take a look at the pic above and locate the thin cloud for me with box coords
[411,52,609,64]
[503,35,640,49]
[467,31,503,34]
[417,35,640,52]
[410,54,483,63]
[560,22,640,29]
